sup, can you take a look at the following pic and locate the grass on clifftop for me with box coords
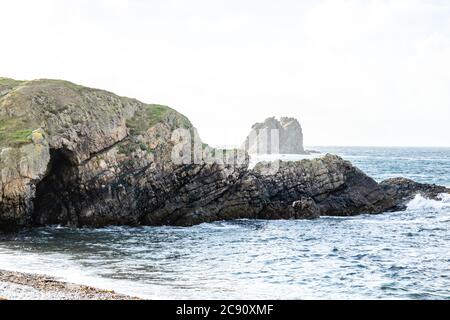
[127,104,192,135]
[0,78,27,97]
[1,78,86,96]
[27,79,86,92]
[0,77,26,87]
[0,118,34,147]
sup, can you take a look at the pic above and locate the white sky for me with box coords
[1,0,450,147]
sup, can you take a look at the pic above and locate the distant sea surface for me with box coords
[1,147,449,299]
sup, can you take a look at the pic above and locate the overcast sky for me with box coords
[1,0,449,147]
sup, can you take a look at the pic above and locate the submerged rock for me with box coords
[0,78,448,230]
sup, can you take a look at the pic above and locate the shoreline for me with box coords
[0,269,140,300]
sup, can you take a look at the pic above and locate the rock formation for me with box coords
[0,78,448,230]
[243,117,306,154]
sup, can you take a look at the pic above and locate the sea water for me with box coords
[0,147,449,299]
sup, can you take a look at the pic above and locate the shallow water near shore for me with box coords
[0,147,449,299]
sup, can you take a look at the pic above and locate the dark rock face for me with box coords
[243,117,306,154]
[1,78,449,230]
[380,177,449,210]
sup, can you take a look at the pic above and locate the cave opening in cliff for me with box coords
[32,148,79,226]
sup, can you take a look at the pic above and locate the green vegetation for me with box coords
[10,129,33,144]
[117,140,154,156]
[0,118,34,146]
[139,142,149,151]
[118,143,138,156]
[0,77,26,88]
[0,78,27,98]
[126,104,192,135]
[29,79,86,92]
[0,78,85,98]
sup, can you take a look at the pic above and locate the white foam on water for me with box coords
[197,222,241,230]
[407,193,450,211]
[0,249,152,299]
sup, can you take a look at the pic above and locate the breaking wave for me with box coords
[407,193,450,211]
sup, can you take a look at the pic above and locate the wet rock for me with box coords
[380,177,450,210]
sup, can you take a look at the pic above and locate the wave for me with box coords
[407,194,450,211]
[196,221,243,230]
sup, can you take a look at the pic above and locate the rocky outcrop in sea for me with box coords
[243,117,306,154]
[0,78,448,230]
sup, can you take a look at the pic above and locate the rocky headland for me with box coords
[0,77,448,230]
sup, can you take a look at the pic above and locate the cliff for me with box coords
[0,78,448,230]
[243,117,306,154]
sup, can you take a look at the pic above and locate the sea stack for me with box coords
[243,117,306,154]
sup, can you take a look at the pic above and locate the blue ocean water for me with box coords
[0,147,449,299]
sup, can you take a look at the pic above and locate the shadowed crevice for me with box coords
[32,148,80,226]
